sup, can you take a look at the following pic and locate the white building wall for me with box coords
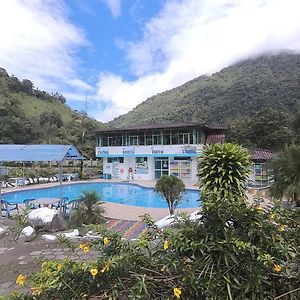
[191,157,199,184]
[98,144,203,182]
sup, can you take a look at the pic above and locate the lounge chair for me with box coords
[51,197,69,215]
[5,181,15,188]
[1,200,19,217]
[61,199,81,215]
[23,198,39,209]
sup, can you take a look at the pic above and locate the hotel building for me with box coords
[95,123,227,183]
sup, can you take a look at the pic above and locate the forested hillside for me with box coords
[0,68,106,158]
[109,53,300,150]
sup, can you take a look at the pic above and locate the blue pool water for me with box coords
[3,182,201,208]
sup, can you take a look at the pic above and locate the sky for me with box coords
[0,0,300,123]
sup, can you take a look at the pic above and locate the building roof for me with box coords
[0,144,84,162]
[248,148,276,161]
[94,122,229,134]
[205,134,226,144]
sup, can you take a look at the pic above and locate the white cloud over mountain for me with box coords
[0,0,299,123]
[96,0,300,122]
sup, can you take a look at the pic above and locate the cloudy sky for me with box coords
[0,0,300,123]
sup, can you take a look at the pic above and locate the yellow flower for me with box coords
[83,246,90,253]
[90,268,98,277]
[173,287,182,299]
[278,225,287,232]
[255,205,264,212]
[16,274,25,286]
[103,237,110,246]
[270,213,277,220]
[273,263,282,273]
[101,261,111,273]
[164,240,169,251]
[80,242,89,249]
[57,264,63,271]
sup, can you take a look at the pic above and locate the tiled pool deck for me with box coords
[1,179,201,221]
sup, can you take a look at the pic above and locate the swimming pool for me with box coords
[3,182,201,208]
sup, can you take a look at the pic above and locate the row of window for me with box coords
[107,157,149,164]
[106,156,191,163]
[97,129,203,147]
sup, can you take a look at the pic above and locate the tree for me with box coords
[155,175,185,215]
[39,110,63,143]
[228,109,293,150]
[248,109,292,150]
[269,144,300,206]
[198,143,252,202]
[70,191,105,226]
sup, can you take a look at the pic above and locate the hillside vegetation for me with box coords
[109,53,300,150]
[0,68,106,158]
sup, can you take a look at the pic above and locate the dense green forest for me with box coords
[109,53,300,150]
[0,68,106,158]
[1,53,300,153]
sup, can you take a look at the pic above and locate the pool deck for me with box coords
[2,179,257,221]
[1,179,200,221]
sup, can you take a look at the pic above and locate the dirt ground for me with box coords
[0,217,72,297]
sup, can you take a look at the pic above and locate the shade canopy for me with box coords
[0,144,84,163]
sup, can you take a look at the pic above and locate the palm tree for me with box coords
[155,175,185,215]
[270,144,300,206]
[70,191,105,226]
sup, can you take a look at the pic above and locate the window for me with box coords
[138,134,145,145]
[107,157,124,163]
[101,136,108,146]
[135,157,148,174]
[153,134,162,145]
[145,134,153,145]
[112,136,122,146]
[129,136,138,145]
[178,132,189,144]
[171,132,179,145]
[174,156,191,160]
[163,133,171,145]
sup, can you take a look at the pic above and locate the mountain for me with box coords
[109,53,300,128]
[0,68,106,158]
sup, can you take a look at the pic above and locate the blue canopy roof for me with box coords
[0,144,84,162]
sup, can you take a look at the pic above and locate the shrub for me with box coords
[270,144,300,206]
[155,175,185,215]
[9,144,300,299]
[69,191,105,226]
[198,143,252,202]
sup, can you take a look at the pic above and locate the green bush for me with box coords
[155,175,185,215]
[9,144,300,299]
[69,191,105,226]
[198,143,252,202]
[270,144,300,206]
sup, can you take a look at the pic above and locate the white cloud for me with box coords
[102,0,122,18]
[0,0,89,93]
[96,0,300,122]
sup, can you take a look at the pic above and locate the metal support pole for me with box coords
[22,162,25,187]
[59,162,63,214]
